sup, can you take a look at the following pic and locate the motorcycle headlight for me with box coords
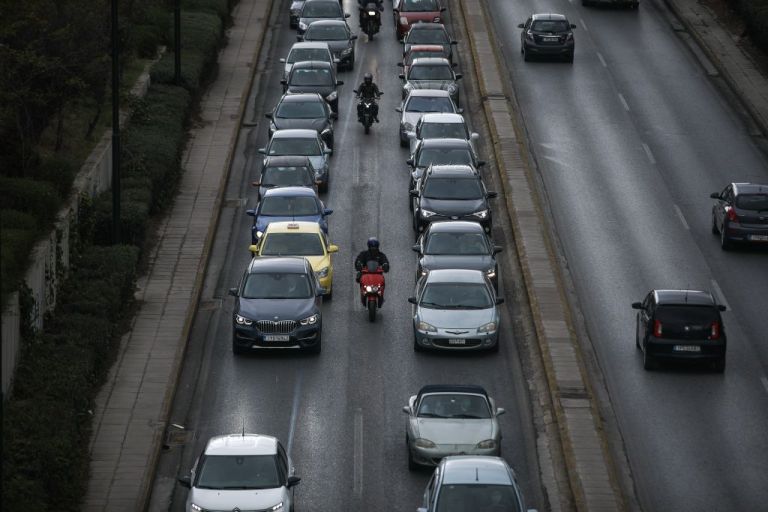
[368,10,377,16]
[299,21,308,30]
[365,285,380,293]
[417,321,437,332]
[420,209,437,218]
[472,209,489,219]
[478,321,497,333]
[300,313,319,325]
[316,266,330,278]
[326,90,338,102]
[269,502,284,511]
[341,46,353,55]
[414,438,436,448]
[475,439,497,449]
[235,314,253,326]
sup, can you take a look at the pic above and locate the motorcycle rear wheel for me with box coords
[364,124,370,134]
[367,298,377,322]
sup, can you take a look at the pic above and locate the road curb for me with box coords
[456,1,628,510]
[136,0,276,508]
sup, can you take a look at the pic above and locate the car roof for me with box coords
[271,128,321,139]
[409,22,447,31]
[531,13,569,21]
[407,88,451,98]
[425,268,487,284]
[264,221,323,234]
[426,220,485,233]
[290,60,333,70]
[417,384,488,398]
[280,92,325,103]
[426,165,478,177]
[420,113,465,124]
[441,456,513,485]
[407,44,446,52]
[290,41,331,50]
[263,155,313,167]
[410,57,451,67]
[653,290,716,306]
[421,137,471,148]
[247,256,309,274]
[262,185,319,198]
[204,434,278,456]
[732,182,768,194]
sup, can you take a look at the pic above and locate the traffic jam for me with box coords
[176,1,536,511]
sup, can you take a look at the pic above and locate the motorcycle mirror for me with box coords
[709,192,720,199]
[495,297,505,305]
[493,245,503,255]
[248,244,258,254]
[228,287,238,297]
[407,297,417,304]
[350,34,359,40]
[455,73,463,79]
[487,191,498,199]
[264,113,273,119]
[279,58,286,63]
[328,244,339,253]
[412,244,420,252]
[177,476,192,488]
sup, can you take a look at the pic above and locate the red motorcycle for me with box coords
[359,260,385,322]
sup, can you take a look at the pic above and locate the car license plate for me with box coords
[543,36,558,42]
[265,335,290,342]
[749,234,768,241]
[673,345,701,352]
[448,338,466,345]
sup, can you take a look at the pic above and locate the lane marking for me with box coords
[618,93,630,111]
[286,371,303,456]
[673,204,690,230]
[761,377,768,394]
[597,52,607,68]
[642,143,656,164]
[581,18,589,32]
[353,408,364,497]
[710,279,730,310]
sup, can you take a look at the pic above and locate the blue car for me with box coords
[247,186,332,244]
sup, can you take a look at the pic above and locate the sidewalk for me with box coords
[82,0,273,509]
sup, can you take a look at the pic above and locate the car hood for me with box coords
[287,84,335,97]
[405,80,455,92]
[414,418,494,444]
[189,487,286,510]
[420,197,486,216]
[420,254,493,272]
[237,296,317,320]
[273,117,329,132]
[418,306,495,328]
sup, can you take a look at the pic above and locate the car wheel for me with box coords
[720,221,732,250]
[642,346,656,371]
[713,356,726,373]
[711,212,719,234]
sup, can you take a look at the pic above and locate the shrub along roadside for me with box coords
[2,1,232,510]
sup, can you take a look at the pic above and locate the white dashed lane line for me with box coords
[761,377,768,394]
[618,93,630,111]
[353,408,364,497]
[673,204,690,230]
[581,18,589,31]
[642,143,656,164]
[710,279,731,310]
[597,52,607,67]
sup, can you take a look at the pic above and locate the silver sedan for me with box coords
[404,384,505,469]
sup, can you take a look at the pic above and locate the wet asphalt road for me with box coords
[149,1,544,510]
[488,0,768,511]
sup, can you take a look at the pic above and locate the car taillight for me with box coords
[725,206,739,223]
[653,320,663,337]
[708,321,721,340]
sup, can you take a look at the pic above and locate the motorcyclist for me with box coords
[358,0,384,26]
[354,237,389,282]
[356,73,382,123]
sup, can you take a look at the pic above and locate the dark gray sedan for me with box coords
[400,57,462,106]
[281,60,343,113]
[297,0,349,34]
[300,19,357,71]
[267,93,335,150]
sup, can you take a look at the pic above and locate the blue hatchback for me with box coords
[247,186,332,244]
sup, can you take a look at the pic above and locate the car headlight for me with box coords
[417,321,437,332]
[341,47,353,55]
[475,439,497,449]
[414,438,436,448]
[316,266,330,278]
[300,313,319,325]
[472,209,489,219]
[486,269,496,278]
[191,504,205,512]
[299,21,308,30]
[269,502,284,511]
[235,314,253,326]
[326,90,338,102]
[478,321,497,333]
[420,209,437,218]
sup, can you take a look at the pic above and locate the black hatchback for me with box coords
[518,13,576,63]
[632,290,727,372]
[710,182,768,250]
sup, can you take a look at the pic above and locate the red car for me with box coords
[398,44,447,74]
[393,0,445,40]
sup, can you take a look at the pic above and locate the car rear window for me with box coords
[402,0,440,12]
[531,20,570,32]
[261,166,314,187]
[417,148,472,166]
[420,122,467,140]
[305,24,348,41]
[261,233,325,256]
[409,64,453,80]
[425,232,489,255]
[302,1,342,17]
[735,193,768,211]
[408,28,448,45]
[288,48,330,63]
[655,305,718,324]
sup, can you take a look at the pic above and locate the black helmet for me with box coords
[367,237,379,249]
[364,73,373,84]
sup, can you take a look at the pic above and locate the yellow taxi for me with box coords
[249,221,339,298]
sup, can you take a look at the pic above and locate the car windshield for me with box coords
[531,20,569,32]
[420,122,467,139]
[425,232,489,255]
[407,28,448,45]
[417,393,491,419]
[302,1,341,17]
[195,455,281,490]
[261,166,314,187]
[409,64,453,80]
[242,272,313,299]
[736,193,768,211]
[436,484,521,512]
[269,138,321,156]
[290,68,332,86]
[260,196,320,216]
[276,100,327,119]
[655,305,718,324]
[260,233,325,256]
[420,282,493,309]
[423,177,483,200]
[305,24,348,40]
[401,0,439,11]
[417,148,472,166]
[406,96,454,113]
[287,48,330,63]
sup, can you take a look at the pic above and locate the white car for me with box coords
[178,433,299,512]
[396,89,461,147]
[280,41,337,80]
[409,112,478,156]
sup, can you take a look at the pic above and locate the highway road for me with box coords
[148,1,544,510]
[487,0,768,511]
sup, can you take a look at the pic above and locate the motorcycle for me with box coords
[354,90,383,134]
[359,260,386,322]
[360,3,382,40]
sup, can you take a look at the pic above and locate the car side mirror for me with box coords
[495,297,505,305]
[280,79,287,85]
[477,160,486,167]
[441,7,447,12]
[710,192,721,199]
[317,286,328,297]
[487,191,498,198]
[297,35,304,41]
[177,476,192,488]
[402,405,410,413]
[246,209,256,217]
[287,475,301,488]
[336,80,344,86]
[328,244,339,253]
[345,12,351,18]
[457,107,464,114]
[718,304,727,312]
[258,148,266,155]
[333,58,341,64]
[398,73,405,80]
[496,407,506,416]
[323,208,334,216]
[412,244,421,252]
[350,34,358,40]
[248,244,258,254]
[406,158,414,166]
[397,62,404,67]
[631,302,643,310]
[455,73,463,79]
[571,23,577,28]
[408,297,417,304]
[252,180,261,187]
[517,23,525,28]
[409,189,418,196]
[228,287,238,297]
[493,245,503,255]
[324,148,332,154]
[279,58,286,63]
[265,113,273,119]
[451,40,458,45]
[395,107,403,112]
